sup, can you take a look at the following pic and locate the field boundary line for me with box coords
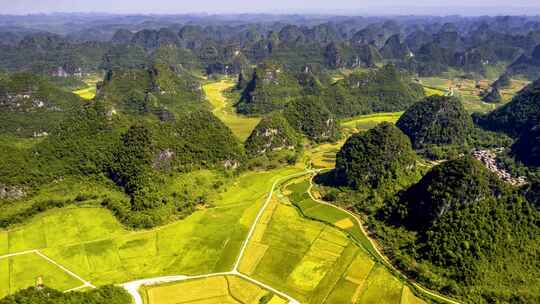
[232,171,311,271]
[0,249,95,292]
[34,250,96,289]
[121,272,231,304]
[0,249,38,260]
[234,272,299,304]
[122,170,309,304]
[307,172,462,304]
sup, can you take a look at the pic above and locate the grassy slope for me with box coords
[203,79,261,142]
[0,167,301,296]
[72,74,101,100]
[420,76,529,113]
[341,112,403,132]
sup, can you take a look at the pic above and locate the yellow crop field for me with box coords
[142,275,278,304]
[72,74,101,100]
[341,112,403,131]
[203,79,261,141]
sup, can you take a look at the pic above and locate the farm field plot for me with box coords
[303,141,344,169]
[423,86,446,96]
[0,176,129,226]
[140,275,282,304]
[0,167,301,293]
[340,112,403,132]
[238,176,426,304]
[203,79,261,141]
[0,252,83,298]
[72,74,101,100]
[284,179,377,257]
[419,76,529,113]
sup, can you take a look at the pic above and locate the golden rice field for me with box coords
[203,79,261,141]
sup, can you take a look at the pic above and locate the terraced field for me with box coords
[236,176,427,304]
[203,79,261,141]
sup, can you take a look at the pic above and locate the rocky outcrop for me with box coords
[0,184,26,200]
[245,112,300,155]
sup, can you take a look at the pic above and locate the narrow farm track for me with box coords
[0,249,95,291]
[233,171,311,271]
[34,250,96,289]
[120,171,310,304]
[306,173,462,304]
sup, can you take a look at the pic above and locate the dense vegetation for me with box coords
[333,123,418,193]
[511,124,540,167]
[2,14,540,81]
[1,13,540,304]
[476,78,540,137]
[0,73,83,137]
[0,65,244,228]
[244,112,300,158]
[396,95,473,149]
[0,286,131,304]
[97,63,205,117]
[387,156,504,229]
[376,156,539,303]
[236,62,301,114]
[323,65,425,118]
[283,95,340,142]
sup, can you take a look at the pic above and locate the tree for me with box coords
[335,122,417,190]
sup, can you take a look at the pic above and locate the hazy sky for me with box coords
[2,0,540,15]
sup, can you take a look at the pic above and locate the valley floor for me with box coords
[0,80,463,304]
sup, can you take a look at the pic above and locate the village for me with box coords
[472,148,528,186]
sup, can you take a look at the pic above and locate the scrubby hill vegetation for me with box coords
[378,156,540,303]
[323,64,425,118]
[396,95,473,149]
[0,286,130,304]
[97,63,205,117]
[0,73,83,137]
[476,78,540,137]
[236,62,301,114]
[328,123,418,200]
[283,95,340,142]
[2,13,540,304]
[245,112,300,158]
[0,66,244,228]
[389,156,504,229]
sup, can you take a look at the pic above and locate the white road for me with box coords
[0,249,95,291]
[120,171,310,304]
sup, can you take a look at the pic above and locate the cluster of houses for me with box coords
[52,66,85,78]
[472,148,527,186]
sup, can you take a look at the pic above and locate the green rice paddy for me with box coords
[72,75,100,100]
[340,112,403,132]
[236,176,427,304]
[0,167,301,297]
[203,79,261,141]
[140,275,283,304]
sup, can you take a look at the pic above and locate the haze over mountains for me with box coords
[0,7,539,304]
